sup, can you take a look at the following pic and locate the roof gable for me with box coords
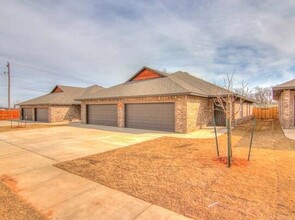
[51,86,63,93]
[127,66,167,82]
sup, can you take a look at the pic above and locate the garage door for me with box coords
[125,103,175,132]
[35,108,49,122]
[87,104,117,126]
[22,108,32,120]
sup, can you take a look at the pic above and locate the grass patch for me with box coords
[56,120,295,219]
[0,180,47,220]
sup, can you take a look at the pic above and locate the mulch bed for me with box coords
[56,120,295,219]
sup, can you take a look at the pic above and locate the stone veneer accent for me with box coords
[50,105,81,123]
[278,89,295,128]
[20,105,81,123]
[81,95,213,133]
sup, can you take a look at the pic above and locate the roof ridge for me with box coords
[143,66,169,76]
[58,85,85,89]
[86,84,104,89]
[19,84,97,106]
[167,73,201,95]
[274,78,295,87]
[182,72,232,93]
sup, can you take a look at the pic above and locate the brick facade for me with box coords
[233,101,252,125]
[81,95,213,133]
[278,89,295,128]
[20,105,81,123]
[50,105,81,123]
[186,96,213,132]
[81,95,253,133]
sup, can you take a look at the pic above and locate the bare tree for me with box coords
[252,86,272,105]
[213,73,245,123]
[234,81,253,99]
[212,73,251,167]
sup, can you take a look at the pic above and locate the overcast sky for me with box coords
[0,0,294,107]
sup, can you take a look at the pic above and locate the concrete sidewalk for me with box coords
[0,126,191,219]
[70,122,227,139]
[283,128,295,140]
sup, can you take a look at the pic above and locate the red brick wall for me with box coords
[132,69,161,81]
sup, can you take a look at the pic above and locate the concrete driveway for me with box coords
[0,122,225,219]
[283,128,295,140]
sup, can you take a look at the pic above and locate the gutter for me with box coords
[208,93,255,103]
[17,103,80,106]
[75,92,209,101]
[273,87,295,91]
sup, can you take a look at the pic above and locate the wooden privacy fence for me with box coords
[253,106,278,120]
[0,109,20,120]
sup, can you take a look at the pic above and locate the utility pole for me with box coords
[7,62,11,109]
[5,62,11,109]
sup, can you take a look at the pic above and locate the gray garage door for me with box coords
[22,108,32,120]
[87,104,117,126]
[35,108,49,122]
[125,103,175,132]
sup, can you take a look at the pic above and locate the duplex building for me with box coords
[19,85,103,123]
[77,67,254,133]
[273,79,295,128]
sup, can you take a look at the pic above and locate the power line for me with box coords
[0,84,48,92]
[0,57,96,85]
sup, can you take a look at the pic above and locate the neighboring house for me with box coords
[77,66,254,133]
[19,85,103,123]
[273,79,295,128]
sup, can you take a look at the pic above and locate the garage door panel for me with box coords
[22,108,32,120]
[125,103,175,132]
[35,108,49,122]
[87,105,117,126]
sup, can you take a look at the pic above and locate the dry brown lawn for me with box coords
[0,180,47,220]
[56,120,295,220]
[0,124,65,133]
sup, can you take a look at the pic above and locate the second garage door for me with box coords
[35,108,49,122]
[22,108,33,120]
[125,103,175,132]
[87,104,118,126]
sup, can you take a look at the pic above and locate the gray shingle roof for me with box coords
[78,69,233,100]
[273,79,295,90]
[19,85,103,106]
[168,72,232,96]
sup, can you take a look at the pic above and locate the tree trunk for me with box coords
[226,118,231,167]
